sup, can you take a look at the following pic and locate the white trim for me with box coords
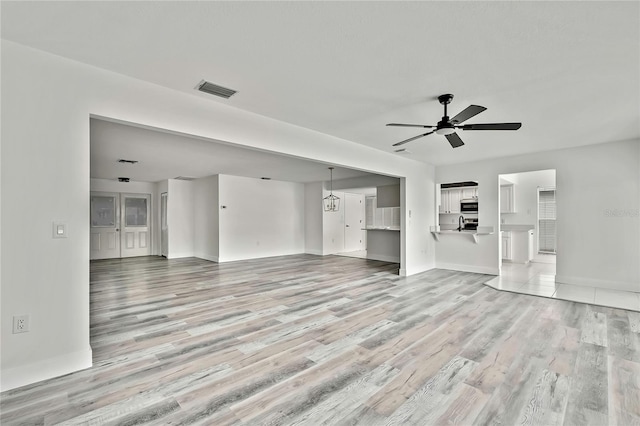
[555,275,640,294]
[366,253,400,263]
[167,253,195,259]
[436,262,500,276]
[1,346,92,392]
[195,253,219,263]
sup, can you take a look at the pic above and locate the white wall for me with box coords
[322,190,346,254]
[218,175,305,261]
[304,182,324,255]
[90,178,156,195]
[436,139,640,292]
[500,169,556,254]
[166,179,195,259]
[0,40,435,391]
[193,175,219,262]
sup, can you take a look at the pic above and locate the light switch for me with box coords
[53,222,67,238]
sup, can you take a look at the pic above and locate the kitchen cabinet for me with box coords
[461,187,478,200]
[502,231,512,260]
[512,229,534,263]
[500,184,516,213]
[439,188,461,214]
[502,228,534,263]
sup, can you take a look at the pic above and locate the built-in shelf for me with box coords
[430,226,495,244]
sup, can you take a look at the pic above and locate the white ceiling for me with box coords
[3,1,639,169]
[90,118,377,183]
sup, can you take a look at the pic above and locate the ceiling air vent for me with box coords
[196,80,237,99]
[174,176,196,181]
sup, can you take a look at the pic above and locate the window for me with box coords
[538,188,556,253]
[366,196,400,228]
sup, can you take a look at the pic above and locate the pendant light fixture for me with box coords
[323,167,340,212]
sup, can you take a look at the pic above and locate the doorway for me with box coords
[90,192,151,259]
[497,169,557,294]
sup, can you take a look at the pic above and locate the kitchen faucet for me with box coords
[458,215,464,232]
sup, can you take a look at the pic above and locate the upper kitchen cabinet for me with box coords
[439,188,462,214]
[439,181,478,214]
[376,184,400,208]
[461,187,478,200]
[500,184,516,213]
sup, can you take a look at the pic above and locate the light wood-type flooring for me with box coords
[1,255,639,425]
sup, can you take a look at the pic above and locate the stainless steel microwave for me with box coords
[460,200,478,213]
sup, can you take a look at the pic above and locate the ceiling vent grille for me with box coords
[196,80,237,99]
[174,176,197,181]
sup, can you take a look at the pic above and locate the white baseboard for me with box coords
[366,253,400,263]
[436,262,500,276]
[1,346,92,392]
[167,252,195,259]
[195,253,219,263]
[555,275,640,293]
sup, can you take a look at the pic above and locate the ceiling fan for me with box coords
[388,94,521,148]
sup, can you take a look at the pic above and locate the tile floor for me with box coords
[337,251,639,312]
[485,256,640,312]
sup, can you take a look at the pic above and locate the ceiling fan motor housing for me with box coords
[436,119,456,135]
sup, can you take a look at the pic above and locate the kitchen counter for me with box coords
[430,226,495,244]
[365,228,400,262]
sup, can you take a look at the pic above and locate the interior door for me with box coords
[90,192,120,260]
[120,193,151,258]
[161,192,168,257]
[344,193,365,252]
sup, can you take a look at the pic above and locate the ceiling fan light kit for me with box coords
[388,93,521,148]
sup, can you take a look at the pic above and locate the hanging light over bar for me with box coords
[323,167,340,212]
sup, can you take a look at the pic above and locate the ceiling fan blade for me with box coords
[460,123,522,131]
[450,105,487,124]
[386,123,436,128]
[392,130,435,146]
[445,132,465,148]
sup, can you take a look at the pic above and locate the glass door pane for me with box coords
[91,196,116,227]
[124,197,148,227]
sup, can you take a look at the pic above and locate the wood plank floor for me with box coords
[1,254,639,425]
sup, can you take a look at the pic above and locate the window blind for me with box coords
[538,189,556,253]
[365,196,400,228]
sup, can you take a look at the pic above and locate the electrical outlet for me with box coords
[13,315,30,333]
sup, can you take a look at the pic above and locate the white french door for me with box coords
[90,192,120,259]
[90,192,151,259]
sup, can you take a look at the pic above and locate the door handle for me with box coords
[116,228,120,232]
[346,224,350,227]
